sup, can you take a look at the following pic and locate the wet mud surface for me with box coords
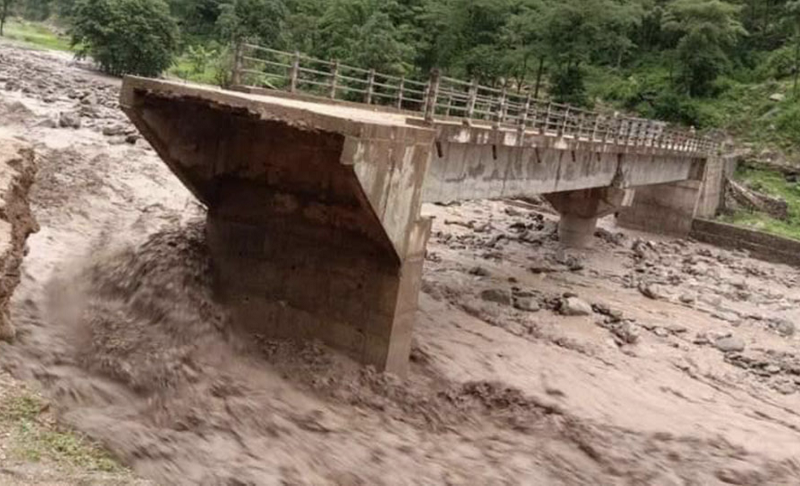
[1,44,800,485]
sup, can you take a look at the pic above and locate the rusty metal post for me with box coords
[289,51,301,93]
[329,60,339,99]
[424,68,441,123]
[365,68,376,104]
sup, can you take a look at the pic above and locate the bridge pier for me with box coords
[545,187,632,248]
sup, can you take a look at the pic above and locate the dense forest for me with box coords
[3,0,800,148]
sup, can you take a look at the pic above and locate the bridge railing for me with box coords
[233,44,718,156]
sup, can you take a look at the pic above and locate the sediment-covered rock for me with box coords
[0,139,38,341]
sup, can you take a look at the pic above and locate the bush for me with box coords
[759,46,797,80]
[550,65,589,107]
[70,0,178,77]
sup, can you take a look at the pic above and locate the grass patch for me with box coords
[2,18,72,52]
[719,166,800,241]
[0,387,123,474]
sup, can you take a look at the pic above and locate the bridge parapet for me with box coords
[234,43,718,157]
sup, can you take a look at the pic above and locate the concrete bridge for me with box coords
[120,48,723,375]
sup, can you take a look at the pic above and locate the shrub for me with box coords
[550,65,589,107]
[70,0,178,77]
[759,46,796,80]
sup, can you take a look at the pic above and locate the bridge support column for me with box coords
[120,85,435,376]
[545,187,632,248]
[617,181,701,236]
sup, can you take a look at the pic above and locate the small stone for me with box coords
[480,288,512,306]
[125,134,140,144]
[775,320,795,337]
[513,296,540,313]
[102,124,127,136]
[638,282,663,300]
[769,93,785,102]
[765,365,781,374]
[468,266,490,277]
[666,324,688,334]
[58,111,81,129]
[714,336,745,353]
[679,293,696,304]
[653,327,670,338]
[560,297,593,316]
[35,117,58,129]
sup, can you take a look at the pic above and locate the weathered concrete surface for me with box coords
[619,154,726,236]
[0,138,38,341]
[120,76,714,373]
[545,187,633,248]
[121,77,432,374]
[424,124,706,203]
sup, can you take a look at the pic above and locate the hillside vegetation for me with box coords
[3,0,800,238]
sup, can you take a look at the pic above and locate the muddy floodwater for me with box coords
[1,43,800,485]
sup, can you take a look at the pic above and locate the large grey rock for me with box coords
[560,297,593,316]
[480,288,512,306]
[58,110,81,129]
[513,296,540,312]
[714,336,746,353]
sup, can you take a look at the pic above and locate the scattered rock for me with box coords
[714,336,746,353]
[769,93,785,102]
[102,124,127,136]
[513,296,540,313]
[679,293,696,304]
[480,288,512,306]
[560,297,593,316]
[614,321,640,344]
[58,110,82,129]
[638,282,663,300]
[468,266,490,277]
[773,319,795,337]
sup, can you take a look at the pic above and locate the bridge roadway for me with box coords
[121,76,721,375]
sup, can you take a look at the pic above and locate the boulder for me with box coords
[560,297,593,316]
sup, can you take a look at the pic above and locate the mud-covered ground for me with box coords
[1,42,800,485]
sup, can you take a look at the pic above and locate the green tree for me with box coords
[663,0,746,96]
[786,0,800,95]
[1,0,14,36]
[316,0,413,74]
[216,0,286,44]
[541,0,642,104]
[70,0,178,76]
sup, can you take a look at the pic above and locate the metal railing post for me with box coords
[365,68,376,104]
[289,51,301,93]
[465,79,478,125]
[329,60,339,99]
[495,85,508,129]
[424,68,441,123]
[231,42,244,86]
[559,106,570,136]
[520,92,531,129]
[396,76,405,109]
[543,102,552,134]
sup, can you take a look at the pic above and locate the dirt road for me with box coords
[1,43,799,485]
